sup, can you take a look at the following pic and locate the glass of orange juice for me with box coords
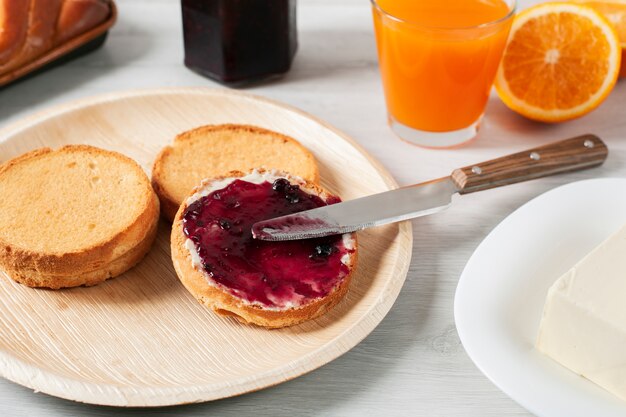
[372,0,516,148]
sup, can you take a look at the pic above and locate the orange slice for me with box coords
[495,2,621,123]
[573,0,626,77]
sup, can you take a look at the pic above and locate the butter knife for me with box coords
[252,134,608,241]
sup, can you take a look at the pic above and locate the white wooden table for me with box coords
[1,0,625,415]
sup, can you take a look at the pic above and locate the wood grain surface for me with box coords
[0,0,625,416]
[0,88,412,406]
[451,135,609,193]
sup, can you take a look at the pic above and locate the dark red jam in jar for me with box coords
[181,0,298,85]
[182,175,355,309]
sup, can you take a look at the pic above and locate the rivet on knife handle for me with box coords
[450,134,608,194]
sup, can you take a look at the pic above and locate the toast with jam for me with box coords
[170,169,357,328]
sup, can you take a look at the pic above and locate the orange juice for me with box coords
[372,0,514,144]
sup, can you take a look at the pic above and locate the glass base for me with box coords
[389,115,482,149]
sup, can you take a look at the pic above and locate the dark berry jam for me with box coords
[182,178,354,309]
[181,0,297,85]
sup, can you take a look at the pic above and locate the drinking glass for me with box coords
[372,0,516,148]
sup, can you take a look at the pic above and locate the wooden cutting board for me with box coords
[0,87,412,406]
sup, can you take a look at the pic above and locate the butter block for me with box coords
[537,223,626,401]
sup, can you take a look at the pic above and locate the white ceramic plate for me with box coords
[455,178,626,417]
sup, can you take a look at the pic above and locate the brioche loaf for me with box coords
[0,0,112,76]
[170,169,357,328]
[152,124,320,221]
[0,145,159,289]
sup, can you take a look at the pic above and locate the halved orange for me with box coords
[495,2,621,123]
[573,0,626,77]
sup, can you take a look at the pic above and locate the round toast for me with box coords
[0,145,160,289]
[170,169,357,328]
[152,124,319,222]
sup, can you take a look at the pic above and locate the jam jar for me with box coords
[181,0,298,85]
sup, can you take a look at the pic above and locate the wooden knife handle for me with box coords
[451,134,608,194]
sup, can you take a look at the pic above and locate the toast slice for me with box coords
[170,169,357,328]
[0,145,160,289]
[152,124,319,222]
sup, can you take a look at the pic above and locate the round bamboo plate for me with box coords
[0,87,412,406]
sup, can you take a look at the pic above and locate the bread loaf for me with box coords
[0,0,111,76]
[0,1,29,65]
[56,0,111,44]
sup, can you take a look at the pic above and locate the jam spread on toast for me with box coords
[182,178,353,308]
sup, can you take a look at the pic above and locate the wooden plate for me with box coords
[0,88,412,406]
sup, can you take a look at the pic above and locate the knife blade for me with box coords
[252,177,457,241]
[252,134,608,241]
